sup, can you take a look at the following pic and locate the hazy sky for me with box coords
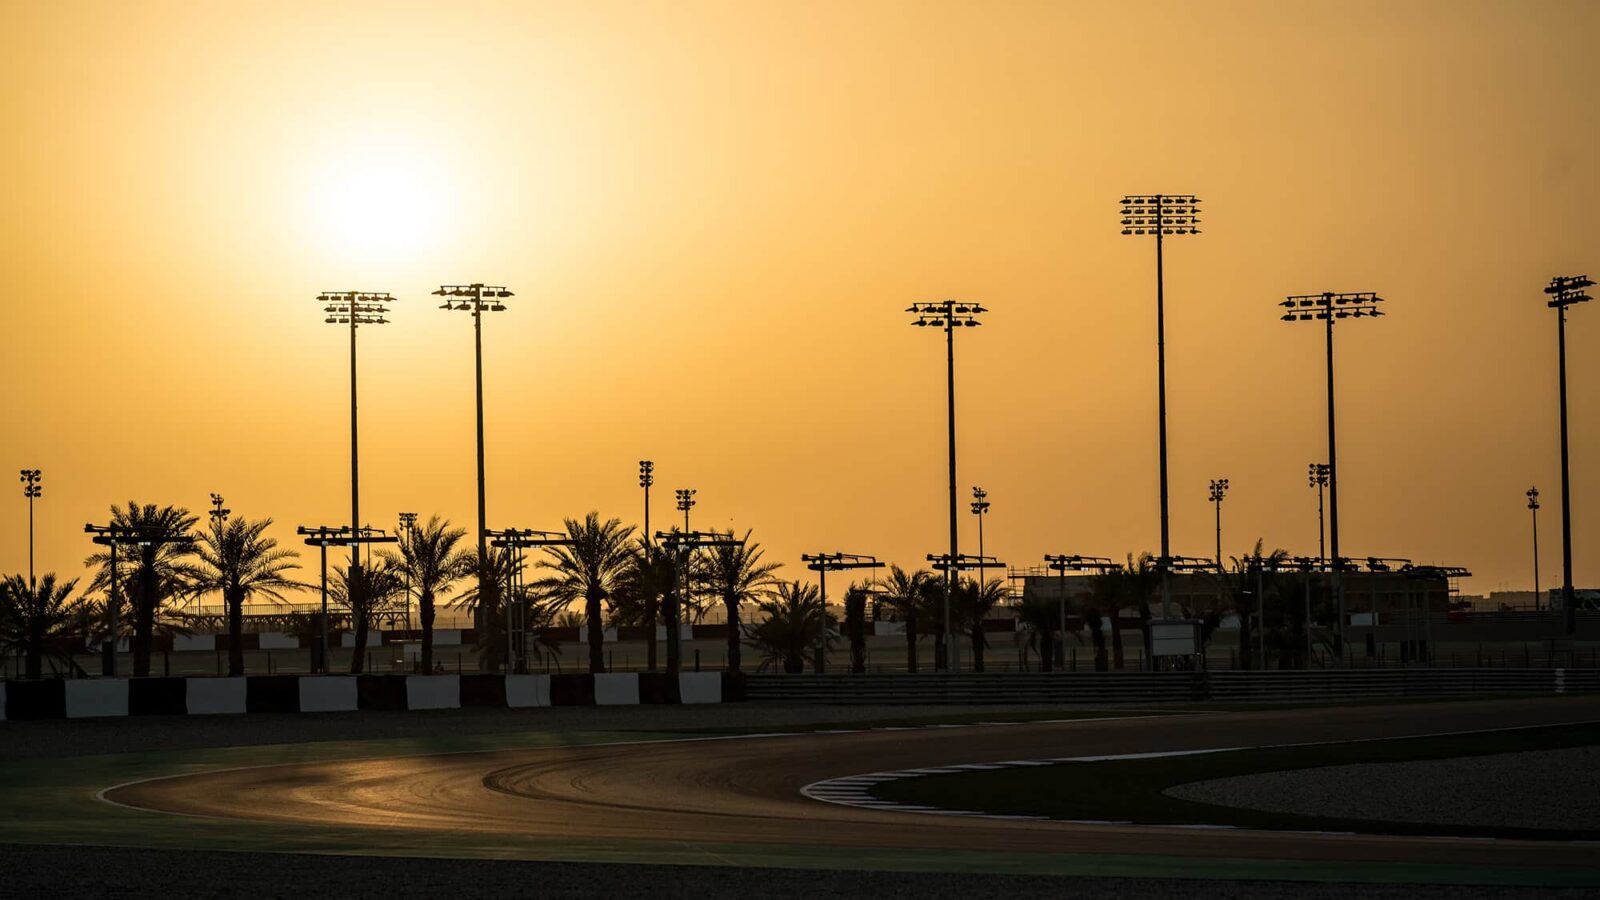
[2,0,1596,599]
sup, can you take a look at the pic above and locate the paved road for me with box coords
[110,696,1600,871]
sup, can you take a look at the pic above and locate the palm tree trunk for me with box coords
[1111,614,1125,670]
[665,591,681,675]
[724,593,741,673]
[646,597,658,671]
[850,623,866,674]
[1039,628,1054,672]
[420,590,435,673]
[133,566,157,677]
[26,621,42,679]
[1088,610,1108,671]
[969,624,985,672]
[586,590,605,673]
[1238,610,1253,671]
[905,613,918,673]
[350,612,368,674]
[227,586,245,677]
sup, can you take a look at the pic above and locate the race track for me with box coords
[107,696,1600,871]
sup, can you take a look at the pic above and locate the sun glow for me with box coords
[311,149,451,258]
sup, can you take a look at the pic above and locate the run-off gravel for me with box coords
[1165,746,1600,831]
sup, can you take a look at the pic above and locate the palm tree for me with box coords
[878,566,929,673]
[1013,589,1059,672]
[383,515,472,674]
[843,583,869,673]
[611,539,677,671]
[331,557,404,674]
[1,574,82,678]
[84,502,202,676]
[955,577,1008,672]
[1207,539,1289,671]
[192,516,303,676]
[700,530,781,674]
[743,580,832,673]
[533,512,634,674]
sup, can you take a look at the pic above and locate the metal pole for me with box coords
[319,540,329,674]
[1256,564,1265,669]
[643,483,650,546]
[815,565,827,674]
[474,285,489,621]
[1057,567,1067,673]
[106,541,119,677]
[1304,573,1312,668]
[27,492,35,590]
[1324,300,1345,657]
[945,311,959,672]
[1155,201,1171,619]
[1214,496,1222,570]
[1557,307,1576,633]
[1532,501,1541,610]
[1317,480,1326,564]
[350,301,360,578]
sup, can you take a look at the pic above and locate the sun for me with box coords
[311,149,450,258]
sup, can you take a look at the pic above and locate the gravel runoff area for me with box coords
[0,702,1097,759]
[2,845,1594,900]
[1166,746,1600,831]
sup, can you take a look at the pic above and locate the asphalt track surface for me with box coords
[109,696,1600,873]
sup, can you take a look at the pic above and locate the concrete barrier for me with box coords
[298,676,358,712]
[678,671,721,704]
[433,629,464,646]
[172,634,216,652]
[406,675,460,710]
[259,633,299,650]
[577,626,620,644]
[186,677,247,715]
[594,673,640,705]
[66,679,129,718]
[505,674,552,708]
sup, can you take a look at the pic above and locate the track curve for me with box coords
[107,696,1600,869]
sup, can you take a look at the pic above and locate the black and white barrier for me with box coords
[0,671,743,720]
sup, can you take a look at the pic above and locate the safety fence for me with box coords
[743,668,1600,705]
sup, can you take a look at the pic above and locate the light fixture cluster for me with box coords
[1545,274,1593,309]
[319,291,394,325]
[434,284,513,313]
[20,468,41,499]
[1279,292,1385,322]
[907,300,987,328]
[1208,478,1229,503]
[1119,194,1202,236]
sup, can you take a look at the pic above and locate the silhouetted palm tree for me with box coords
[1013,589,1059,672]
[878,566,930,673]
[700,530,781,674]
[843,583,869,673]
[83,502,202,676]
[384,515,473,674]
[611,539,676,670]
[955,577,1008,672]
[534,513,634,674]
[743,580,832,673]
[1207,539,1289,671]
[1,574,82,678]
[331,558,404,674]
[193,516,303,676]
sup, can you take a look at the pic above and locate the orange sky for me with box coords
[2,0,1597,599]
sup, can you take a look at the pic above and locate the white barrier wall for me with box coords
[505,674,551,708]
[678,671,721,704]
[259,633,299,650]
[433,629,464,646]
[172,634,216,652]
[186,677,247,715]
[654,624,695,640]
[577,626,620,643]
[66,679,129,719]
[405,675,460,710]
[593,673,640,705]
[873,621,907,636]
[299,676,358,712]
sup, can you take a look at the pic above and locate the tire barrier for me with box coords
[0,670,737,720]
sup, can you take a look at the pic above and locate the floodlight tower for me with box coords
[319,290,394,580]
[1120,194,1201,619]
[1208,478,1228,570]
[676,488,695,532]
[20,469,41,588]
[398,511,418,633]
[639,461,655,543]
[1308,463,1330,563]
[1278,291,1386,656]
[435,283,512,628]
[970,486,991,581]
[1545,274,1591,632]
[907,299,987,671]
[1526,487,1542,609]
